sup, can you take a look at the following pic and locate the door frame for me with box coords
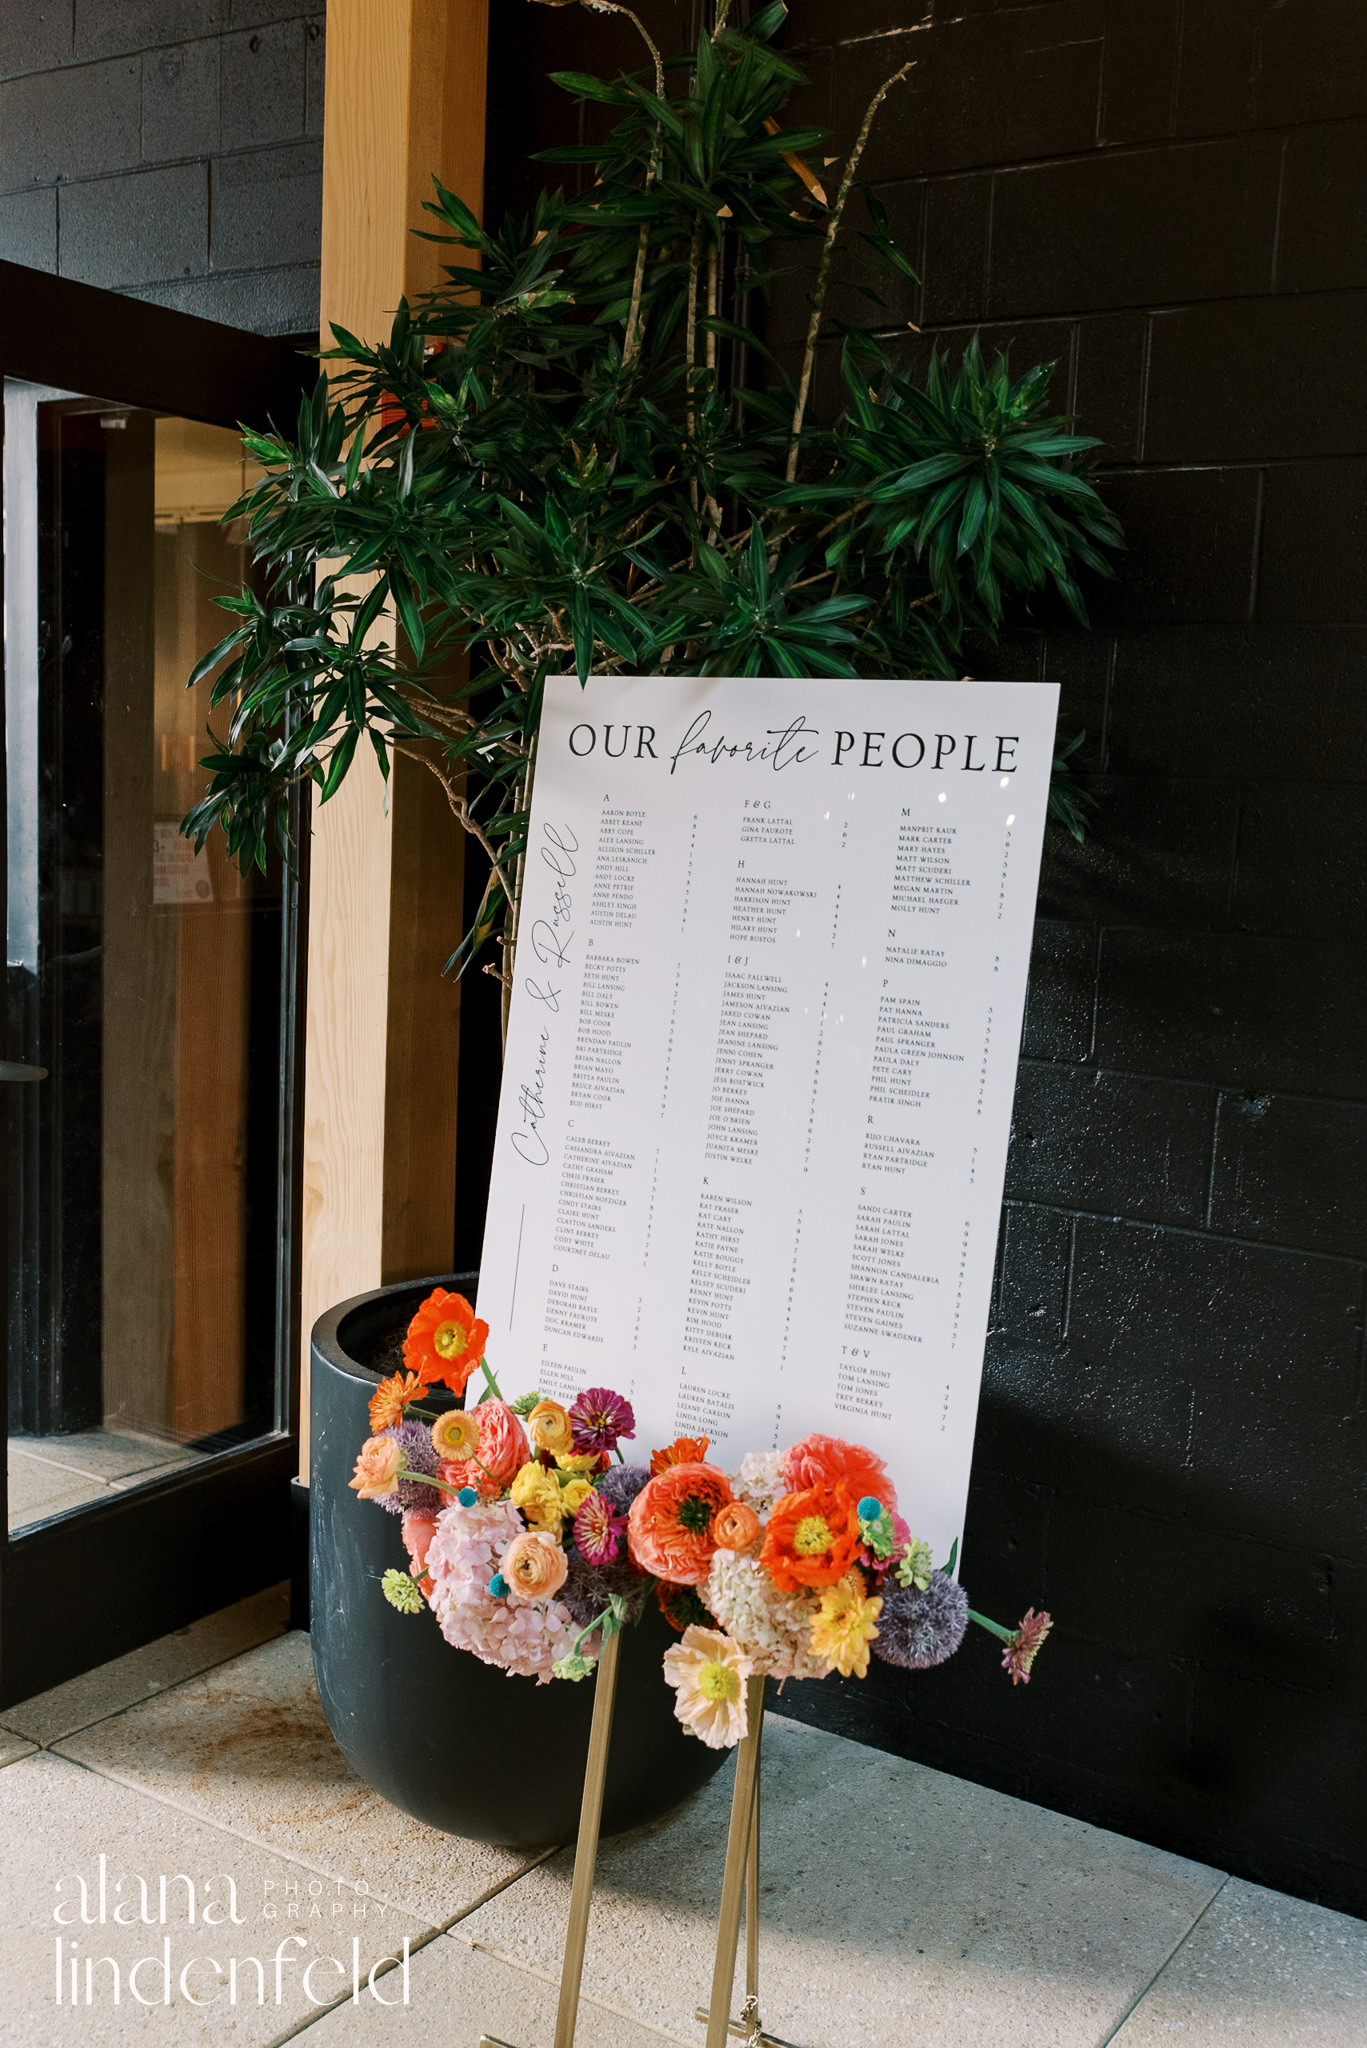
[0,261,313,1705]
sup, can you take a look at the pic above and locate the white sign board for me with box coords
[477,676,1058,1560]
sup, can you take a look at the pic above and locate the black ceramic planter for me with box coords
[310,1273,728,1847]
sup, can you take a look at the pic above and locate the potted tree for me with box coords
[188,1,1119,1845]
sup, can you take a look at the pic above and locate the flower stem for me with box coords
[477,1356,504,1402]
[966,1608,1015,1645]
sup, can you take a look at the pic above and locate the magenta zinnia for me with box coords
[569,1386,636,1456]
[573,1488,627,1567]
[1003,1607,1053,1685]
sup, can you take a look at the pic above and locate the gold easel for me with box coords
[480,1662,796,2048]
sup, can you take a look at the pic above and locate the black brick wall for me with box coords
[488,0,1367,1914]
[0,0,323,335]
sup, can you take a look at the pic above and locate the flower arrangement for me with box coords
[352,1290,1051,1749]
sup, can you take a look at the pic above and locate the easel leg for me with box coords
[696,1684,792,2048]
[479,1626,621,2048]
[703,1675,765,2048]
[744,1741,760,2028]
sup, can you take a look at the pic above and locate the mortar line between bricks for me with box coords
[1202,1089,1222,1231]
[1000,1195,1367,1270]
[1016,1054,1367,1115]
[1094,1873,1231,2048]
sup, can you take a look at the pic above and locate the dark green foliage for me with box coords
[185,2,1119,981]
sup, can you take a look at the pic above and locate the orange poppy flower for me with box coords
[368,1369,425,1432]
[402,1288,489,1396]
[760,1482,863,1592]
[650,1434,710,1476]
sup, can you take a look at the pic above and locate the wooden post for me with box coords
[301,0,488,1477]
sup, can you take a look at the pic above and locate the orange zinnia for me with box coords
[760,1482,863,1592]
[402,1288,489,1396]
[368,1369,425,1432]
[650,1434,710,1476]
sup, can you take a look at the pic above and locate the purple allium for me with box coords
[594,1462,650,1515]
[380,1419,441,1516]
[569,1386,636,1456]
[561,1548,647,1632]
[872,1570,969,1670]
[573,1488,627,1567]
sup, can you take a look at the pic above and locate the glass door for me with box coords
[0,267,310,1703]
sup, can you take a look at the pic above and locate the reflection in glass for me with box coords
[4,391,284,1530]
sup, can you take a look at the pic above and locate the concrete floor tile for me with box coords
[0,1749,431,2047]
[0,1724,38,1769]
[307,1929,692,2048]
[56,1632,544,1929]
[1109,1875,1367,2047]
[6,1583,291,1746]
[460,1714,1224,2048]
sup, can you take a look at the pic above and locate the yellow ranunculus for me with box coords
[527,1398,574,1459]
[558,1477,592,1518]
[510,1460,565,1533]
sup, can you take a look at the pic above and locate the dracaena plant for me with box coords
[185,0,1120,1018]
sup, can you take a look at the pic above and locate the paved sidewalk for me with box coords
[1,1589,1361,2046]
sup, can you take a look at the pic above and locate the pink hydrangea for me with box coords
[426,1499,577,1683]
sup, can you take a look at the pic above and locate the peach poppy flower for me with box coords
[760,1482,863,1592]
[650,1434,710,1475]
[627,1462,734,1585]
[662,1626,753,1749]
[369,1370,425,1432]
[403,1288,489,1397]
[349,1435,404,1502]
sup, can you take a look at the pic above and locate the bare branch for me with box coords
[785,61,915,484]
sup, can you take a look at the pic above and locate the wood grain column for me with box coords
[301,0,488,1476]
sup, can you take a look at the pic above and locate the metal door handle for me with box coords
[0,1061,47,1082]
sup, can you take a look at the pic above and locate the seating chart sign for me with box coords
[477,675,1058,1560]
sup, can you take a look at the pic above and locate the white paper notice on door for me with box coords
[476,675,1058,1562]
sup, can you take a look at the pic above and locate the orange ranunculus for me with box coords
[650,1434,710,1476]
[760,1482,863,1592]
[527,1398,574,1459]
[403,1288,489,1396]
[349,1435,405,1502]
[369,1370,425,1432]
[779,1433,898,1514]
[711,1500,762,1554]
[627,1462,734,1586]
[500,1530,569,1604]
